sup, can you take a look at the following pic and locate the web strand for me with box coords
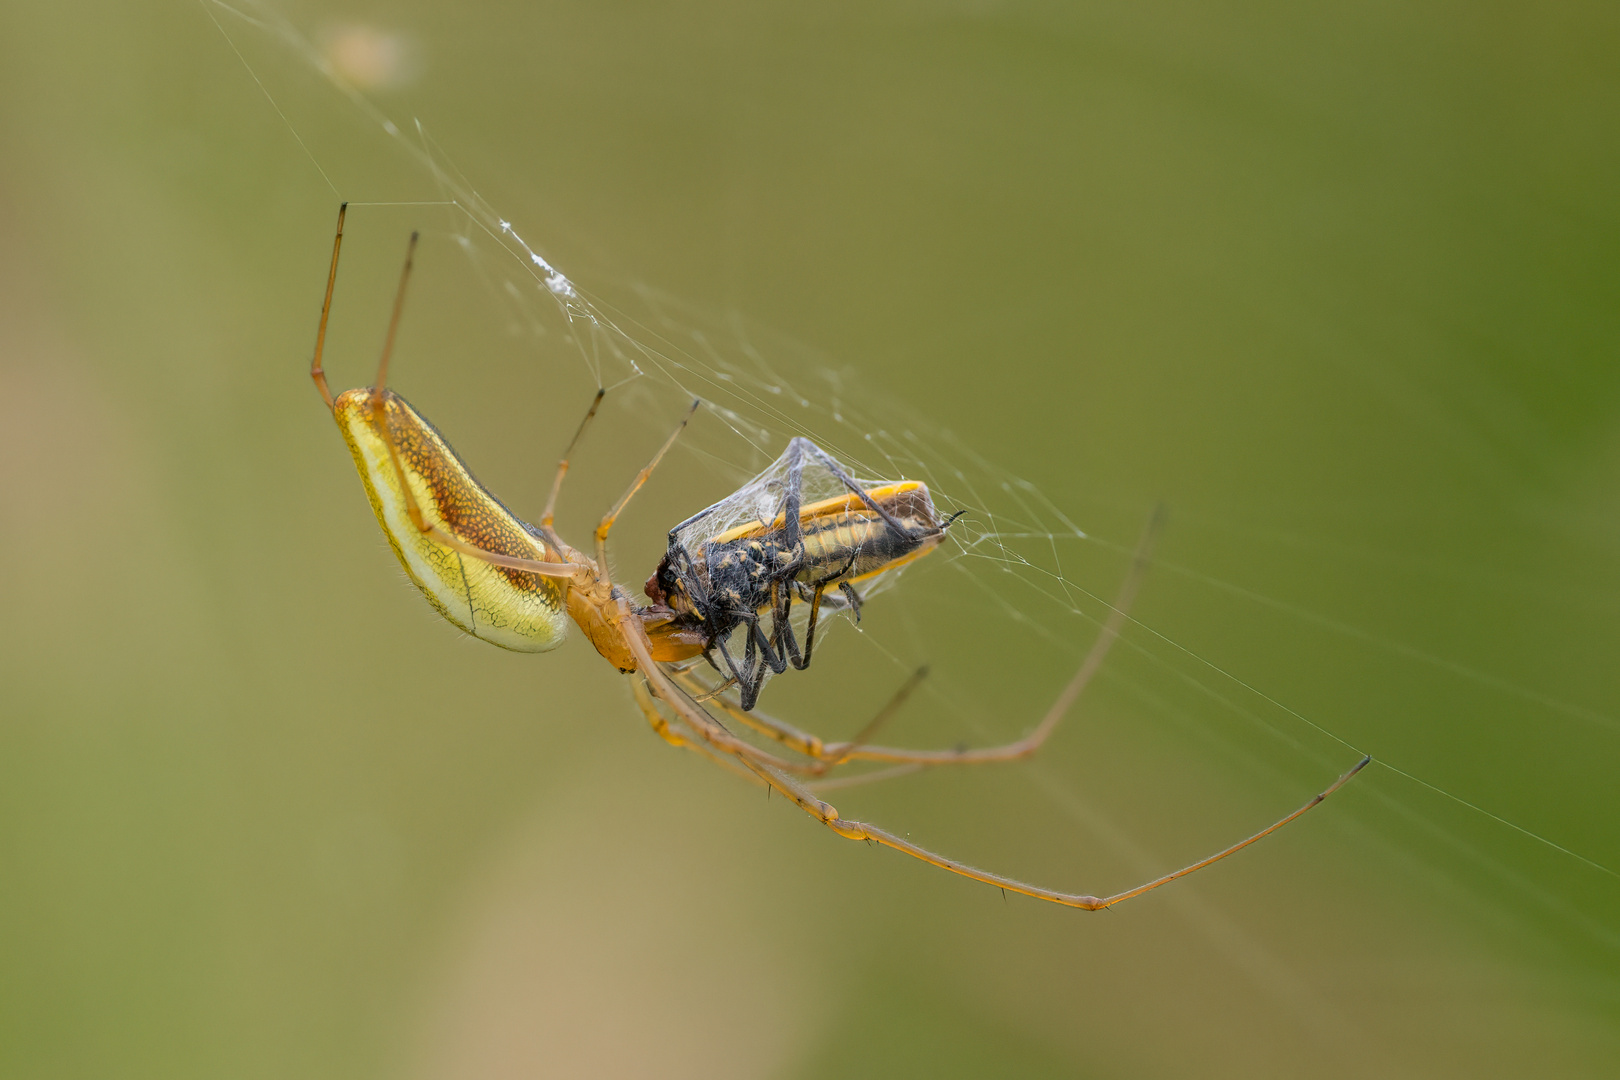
[209,0,1620,944]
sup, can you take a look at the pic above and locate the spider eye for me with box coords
[659,566,679,588]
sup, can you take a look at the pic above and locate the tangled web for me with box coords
[207,0,1619,944]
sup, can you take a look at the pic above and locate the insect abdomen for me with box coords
[797,510,939,585]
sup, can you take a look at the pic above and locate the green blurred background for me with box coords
[2,1,1618,1077]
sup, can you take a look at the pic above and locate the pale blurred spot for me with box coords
[320,23,420,92]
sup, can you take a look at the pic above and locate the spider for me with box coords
[308,205,1368,910]
[645,443,965,710]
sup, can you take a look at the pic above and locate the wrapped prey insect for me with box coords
[308,205,1369,910]
[645,438,966,709]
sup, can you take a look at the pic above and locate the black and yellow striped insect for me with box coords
[644,440,964,709]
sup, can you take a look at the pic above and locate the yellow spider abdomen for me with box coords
[333,388,570,652]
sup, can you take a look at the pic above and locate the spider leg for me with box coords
[626,610,1369,910]
[628,677,765,786]
[309,203,346,410]
[629,673,691,748]
[538,388,606,541]
[351,232,583,581]
[621,631,830,781]
[671,663,825,757]
[808,665,929,775]
[666,663,920,773]
[759,580,1121,761]
[592,400,699,584]
[682,663,929,783]
[809,763,924,792]
[808,752,1370,911]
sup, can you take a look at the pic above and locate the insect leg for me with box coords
[769,580,804,670]
[665,506,721,549]
[754,442,809,673]
[781,582,825,672]
[779,437,808,550]
[736,612,789,710]
[750,613,788,676]
[711,629,762,711]
[794,438,911,537]
[838,581,863,622]
[740,613,759,678]
[787,549,859,672]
